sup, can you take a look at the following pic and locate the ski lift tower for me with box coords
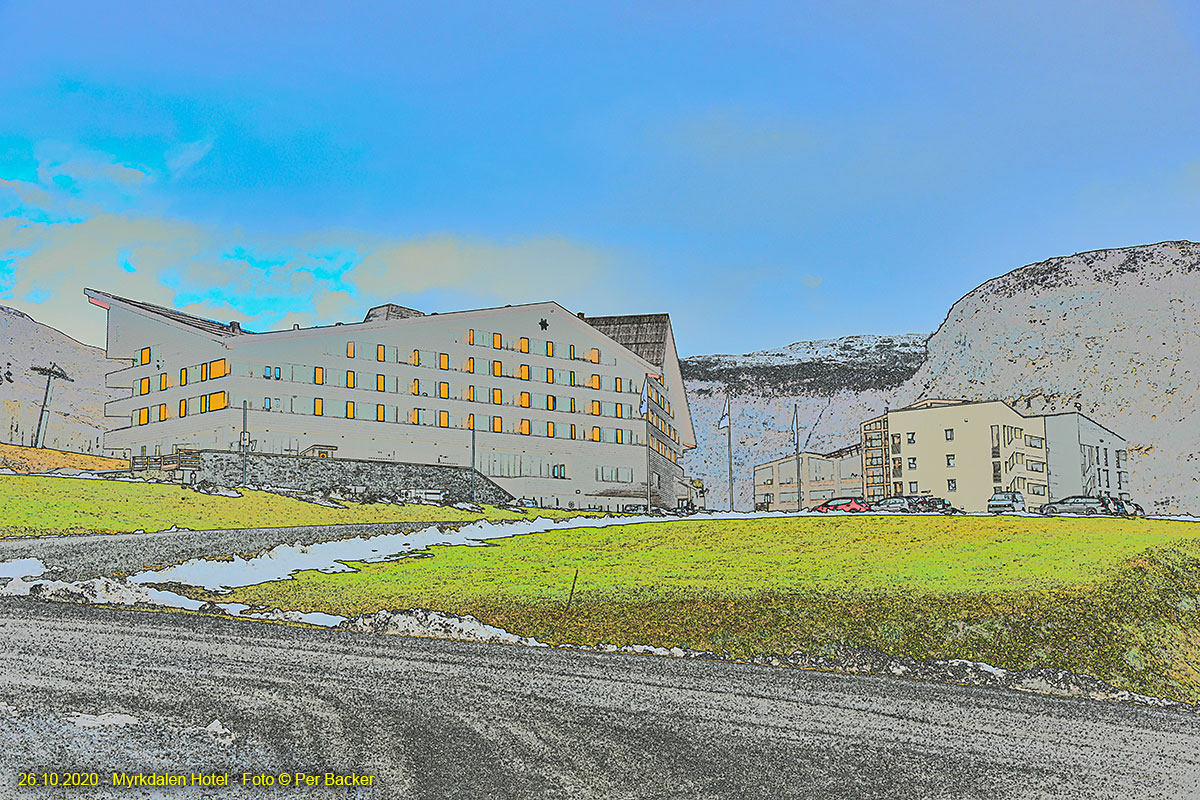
[31,362,73,449]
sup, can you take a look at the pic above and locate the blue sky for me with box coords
[2,0,1199,353]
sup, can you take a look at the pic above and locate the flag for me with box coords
[717,393,730,430]
[792,405,799,445]
[639,378,649,417]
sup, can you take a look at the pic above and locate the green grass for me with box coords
[216,515,1200,704]
[0,474,599,537]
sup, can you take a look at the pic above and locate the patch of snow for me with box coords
[69,712,140,728]
[345,608,547,647]
[202,719,236,744]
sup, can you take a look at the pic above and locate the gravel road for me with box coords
[1,598,1198,799]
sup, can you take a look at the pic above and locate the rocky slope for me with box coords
[0,305,124,455]
[682,241,1200,513]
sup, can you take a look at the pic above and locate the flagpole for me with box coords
[794,402,801,513]
[727,394,734,512]
[646,417,652,513]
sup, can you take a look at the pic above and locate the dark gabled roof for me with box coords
[363,303,425,323]
[86,289,249,336]
[583,313,670,367]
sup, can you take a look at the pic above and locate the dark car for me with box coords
[1038,496,1106,515]
[913,496,964,514]
[810,497,870,513]
[872,497,918,513]
[987,491,1026,514]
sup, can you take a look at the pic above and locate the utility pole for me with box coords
[794,403,801,513]
[727,402,734,512]
[31,363,73,449]
[240,400,249,486]
[470,424,477,505]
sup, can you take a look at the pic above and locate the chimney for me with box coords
[230,320,241,333]
[577,312,585,319]
[293,324,300,330]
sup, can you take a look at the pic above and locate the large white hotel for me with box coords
[86,289,700,511]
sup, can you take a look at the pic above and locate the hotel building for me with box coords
[86,290,699,511]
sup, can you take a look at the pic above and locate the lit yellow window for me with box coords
[546,368,554,383]
[439,353,449,370]
[492,360,502,377]
[347,342,355,358]
[466,357,475,373]
[314,398,324,416]
[439,410,449,428]
[377,344,385,362]
[518,337,529,353]
[209,391,228,410]
[467,329,475,346]
[411,379,420,395]
[376,374,385,392]
[492,415,502,433]
[209,359,227,379]
[570,397,576,413]
[519,419,530,435]
[200,395,209,413]
[158,403,167,421]
[615,377,622,393]
[179,368,188,387]
[588,348,599,363]
[546,341,554,357]
[410,408,420,424]
[569,371,576,386]
[547,421,555,438]
[411,350,420,366]
[570,424,577,439]
[159,373,168,391]
[616,404,623,418]
[492,388,502,404]
[519,364,529,380]
[616,429,624,444]
[547,395,556,411]
[590,400,600,415]
[314,366,324,385]
[519,391,530,408]
[467,413,475,430]
[493,332,502,349]
[438,382,449,399]
[139,347,151,365]
[200,363,209,381]
[591,426,601,441]
[178,399,187,418]
[137,407,149,425]
[139,377,150,395]
[346,401,355,419]
[569,345,576,360]
[376,404,385,422]
[346,370,356,389]
[589,374,599,389]
[467,386,475,402]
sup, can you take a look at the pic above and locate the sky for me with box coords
[2,0,1199,355]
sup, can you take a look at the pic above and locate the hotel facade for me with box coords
[87,290,700,511]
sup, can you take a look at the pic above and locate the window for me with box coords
[945,428,954,441]
[376,404,385,422]
[519,364,529,380]
[519,419,530,435]
[587,348,599,363]
[616,404,623,418]
[467,413,475,430]
[200,362,209,381]
[179,368,188,387]
[411,350,420,367]
[493,332,502,349]
[546,395,556,411]
[616,428,623,444]
[178,399,187,418]
[492,388,502,404]
[569,397,577,413]
[314,398,324,416]
[547,421,555,437]
[273,367,280,380]
[1029,484,1047,496]
[314,367,324,385]
[492,360,502,377]
[158,403,167,421]
[591,426,601,441]
[439,382,449,399]
[546,341,554,357]
[411,379,420,395]
[466,386,475,402]
[410,408,420,424]
[589,374,600,389]
[137,407,149,425]
[492,415,502,432]
[139,377,150,395]
[346,370,356,389]
[1025,435,1044,448]
[615,377,623,393]
[908,481,918,493]
[264,397,271,410]
[570,424,577,439]
[947,479,957,492]
[208,392,228,411]
[546,368,554,383]
[519,391,530,408]
[907,457,917,470]
[376,344,385,362]
[376,374,385,392]
[467,329,475,346]
[346,401,355,419]
[439,410,449,428]
[569,344,576,360]
[1028,460,1045,473]
[346,342,355,358]
[466,357,475,373]
[518,337,529,353]
[906,432,916,444]
[439,353,449,370]
[946,454,955,467]
[139,347,150,365]
[589,400,601,415]
[200,395,209,413]
[159,374,168,391]
[569,371,576,386]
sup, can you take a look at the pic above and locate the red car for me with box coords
[810,497,870,513]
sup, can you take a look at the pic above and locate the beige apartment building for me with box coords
[859,399,1128,512]
[86,289,700,511]
[752,443,862,511]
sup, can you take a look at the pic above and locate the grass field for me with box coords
[217,515,1200,704]
[0,474,597,537]
[0,443,126,473]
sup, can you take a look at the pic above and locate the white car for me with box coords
[987,491,1026,513]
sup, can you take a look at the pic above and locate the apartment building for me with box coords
[858,399,1128,512]
[752,443,862,511]
[86,290,699,511]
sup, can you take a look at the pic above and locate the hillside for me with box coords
[682,241,1200,513]
[0,305,125,454]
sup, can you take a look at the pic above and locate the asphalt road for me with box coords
[1,599,1198,799]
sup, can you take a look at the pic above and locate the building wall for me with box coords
[752,445,862,511]
[1044,413,1130,501]
[96,299,697,510]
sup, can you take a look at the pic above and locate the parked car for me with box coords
[810,497,870,513]
[987,491,1026,514]
[913,496,964,514]
[1038,496,1106,515]
[872,497,918,513]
